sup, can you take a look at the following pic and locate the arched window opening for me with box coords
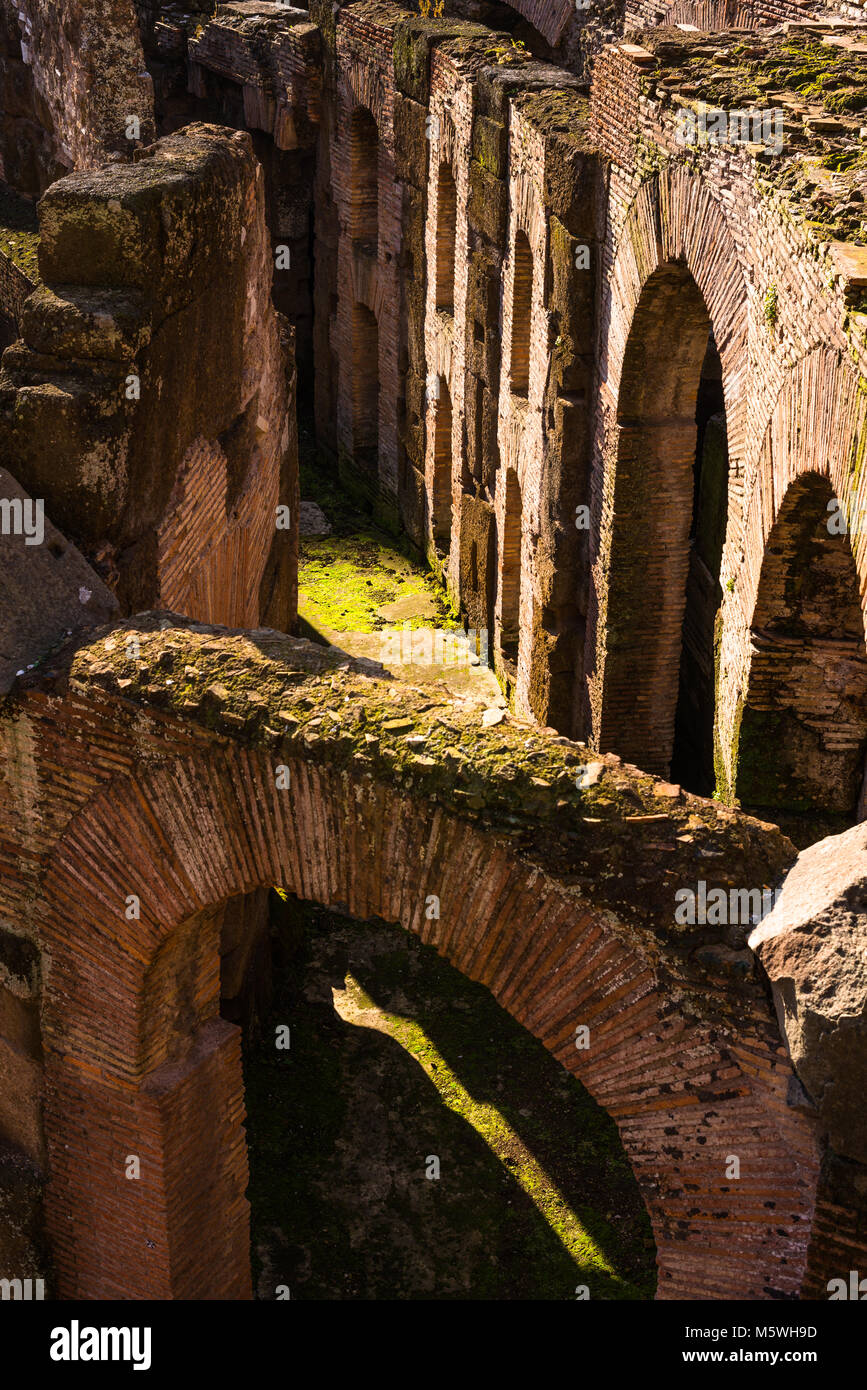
[241,896,657,1299]
[435,163,457,313]
[599,262,723,783]
[509,232,533,397]
[670,329,729,795]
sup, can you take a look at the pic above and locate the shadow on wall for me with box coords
[238,898,657,1300]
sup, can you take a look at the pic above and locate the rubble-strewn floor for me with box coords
[244,904,657,1301]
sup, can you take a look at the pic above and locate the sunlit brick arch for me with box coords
[717,349,867,812]
[34,733,819,1302]
[589,166,748,777]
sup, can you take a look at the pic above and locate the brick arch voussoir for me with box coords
[605,165,749,463]
[38,747,818,1300]
[738,348,867,638]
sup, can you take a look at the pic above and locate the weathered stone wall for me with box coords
[750,823,867,1298]
[0,124,298,630]
[0,0,155,191]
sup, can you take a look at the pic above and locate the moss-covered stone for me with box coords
[45,610,799,967]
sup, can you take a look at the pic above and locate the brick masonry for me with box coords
[0,0,866,1305]
[0,618,826,1299]
[299,10,867,825]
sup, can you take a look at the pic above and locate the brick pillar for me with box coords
[44,1019,250,1300]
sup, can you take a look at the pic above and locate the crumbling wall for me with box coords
[0,0,155,192]
[0,124,298,630]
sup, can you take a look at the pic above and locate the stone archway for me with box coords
[18,634,818,1302]
[588,168,748,775]
[715,348,867,810]
[735,472,867,828]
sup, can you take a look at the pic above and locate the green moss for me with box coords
[298,446,458,637]
[0,184,40,282]
[245,904,657,1300]
[763,283,778,329]
[62,608,799,957]
[643,29,867,253]
[298,531,456,635]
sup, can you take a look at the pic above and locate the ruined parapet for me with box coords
[0,0,156,189]
[750,823,867,1297]
[0,124,298,630]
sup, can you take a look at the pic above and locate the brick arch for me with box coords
[734,471,867,820]
[716,348,867,799]
[589,168,748,764]
[35,742,818,1301]
[597,166,748,466]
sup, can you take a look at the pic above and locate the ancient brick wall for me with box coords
[0,125,298,630]
[0,4,67,194]
[585,31,867,816]
[0,0,155,189]
[624,0,831,28]
[330,3,405,525]
[183,5,321,391]
[0,616,827,1299]
[316,9,605,728]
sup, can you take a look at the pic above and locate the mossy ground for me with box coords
[243,901,657,1301]
[298,422,458,638]
[0,183,39,280]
